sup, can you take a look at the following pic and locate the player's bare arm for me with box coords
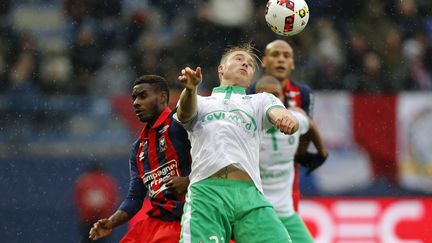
[268,107,299,135]
[307,121,328,158]
[297,119,328,157]
[177,67,202,123]
[89,210,129,240]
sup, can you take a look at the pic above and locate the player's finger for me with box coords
[185,67,193,75]
[195,67,202,77]
[89,228,97,239]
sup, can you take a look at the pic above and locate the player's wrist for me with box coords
[185,86,198,92]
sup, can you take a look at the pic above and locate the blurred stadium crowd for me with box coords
[1,1,431,241]
[1,0,431,150]
[0,0,431,169]
[0,0,431,165]
[1,0,432,97]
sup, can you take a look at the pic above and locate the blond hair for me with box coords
[219,42,261,70]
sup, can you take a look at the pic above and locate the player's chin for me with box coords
[273,72,286,80]
[137,114,151,122]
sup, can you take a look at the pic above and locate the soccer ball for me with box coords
[265,0,310,36]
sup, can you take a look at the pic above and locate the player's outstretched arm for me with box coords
[89,210,129,240]
[268,107,299,135]
[177,67,202,123]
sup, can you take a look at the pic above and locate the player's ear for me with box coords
[218,64,224,76]
[159,91,168,105]
[261,56,267,68]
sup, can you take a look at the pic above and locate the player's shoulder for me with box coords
[130,138,141,155]
[248,92,277,102]
[291,80,312,93]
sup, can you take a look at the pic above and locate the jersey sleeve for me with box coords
[291,110,310,135]
[118,140,146,217]
[261,92,286,130]
[299,84,314,117]
[173,95,204,131]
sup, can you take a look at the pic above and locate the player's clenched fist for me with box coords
[178,67,202,90]
[274,114,299,135]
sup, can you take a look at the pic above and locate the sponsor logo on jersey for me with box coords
[201,109,257,131]
[143,160,179,198]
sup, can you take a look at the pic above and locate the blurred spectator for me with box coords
[382,27,411,91]
[92,49,134,97]
[64,0,93,22]
[403,34,432,90]
[344,31,369,76]
[38,41,73,95]
[311,18,345,90]
[74,162,119,243]
[394,0,423,39]
[8,33,40,95]
[355,0,392,55]
[123,8,149,47]
[344,51,390,92]
[69,24,101,94]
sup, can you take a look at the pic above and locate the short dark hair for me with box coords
[255,75,280,90]
[133,75,170,102]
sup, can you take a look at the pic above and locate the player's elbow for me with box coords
[176,109,194,123]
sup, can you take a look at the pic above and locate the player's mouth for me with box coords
[239,68,248,75]
[275,66,286,72]
[135,109,145,116]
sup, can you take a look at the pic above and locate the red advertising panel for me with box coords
[300,198,432,243]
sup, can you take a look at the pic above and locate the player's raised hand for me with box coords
[89,218,113,240]
[178,67,202,90]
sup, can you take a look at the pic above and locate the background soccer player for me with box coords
[175,43,300,243]
[89,75,191,242]
[255,75,314,243]
[261,39,328,206]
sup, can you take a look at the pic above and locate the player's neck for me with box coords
[280,78,291,88]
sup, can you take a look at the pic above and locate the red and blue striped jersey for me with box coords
[283,79,314,212]
[119,108,191,221]
[283,79,314,117]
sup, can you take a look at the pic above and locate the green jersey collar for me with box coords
[212,86,246,95]
[212,86,246,101]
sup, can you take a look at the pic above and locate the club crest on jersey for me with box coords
[159,136,166,151]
